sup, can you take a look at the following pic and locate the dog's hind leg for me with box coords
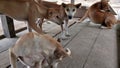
[27,66,30,68]
[60,24,68,39]
[106,21,112,29]
[37,18,44,33]
[9,48,17,68]
[26,21,32,32]
[28,18,43,34]
[27,5,43,34]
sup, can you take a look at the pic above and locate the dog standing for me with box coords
[78,0,119,28]
[0,0,63,34]
[38,1,81,39]
[9,32,71,68]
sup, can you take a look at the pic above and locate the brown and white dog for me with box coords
[37,1,81,39]
[78,0,119,29]
[9,32,71,68]
[0,0,63,34]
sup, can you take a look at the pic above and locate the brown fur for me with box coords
[0,0,63,34]
[79,0,117,29]
[9,32,71,68]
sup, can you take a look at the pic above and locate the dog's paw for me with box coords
[61,35,69,40]
[100,26,107,29]
[65,33,71,37]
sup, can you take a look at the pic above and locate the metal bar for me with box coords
[71,0,75,4]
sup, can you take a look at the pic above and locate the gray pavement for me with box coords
[58,23,118,68]
[0,20,118,68]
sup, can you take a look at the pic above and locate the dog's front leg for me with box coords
[64,19,70,37]
[60,24,67,39]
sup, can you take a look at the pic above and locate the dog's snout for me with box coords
[68,16,72,19]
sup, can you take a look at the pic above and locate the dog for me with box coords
[78,0,119,29]
[9,32,71,68]
[37,1,81,39]
[0,0,63,34]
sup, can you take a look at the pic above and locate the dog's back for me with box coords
[9,32,71,68]
[0,0,29,20]
[42,1,60,8]
[9,32,58,67]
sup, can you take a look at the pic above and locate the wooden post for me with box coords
[71,0,74,4]
[1,15,16,38]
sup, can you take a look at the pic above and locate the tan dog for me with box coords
[0,0,63,34]
[9,32,71,68]
[78,0,119,28]
[38,1,81,39]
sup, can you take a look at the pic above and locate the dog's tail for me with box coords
[9,48,17,68]
[77,10,89,23]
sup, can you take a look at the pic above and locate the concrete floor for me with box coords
[0,19,119,68]
[58,23,118,68]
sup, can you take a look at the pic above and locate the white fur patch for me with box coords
[101,26,107,29]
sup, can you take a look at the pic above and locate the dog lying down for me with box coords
[9,32,71,68]
[78,0,120,29]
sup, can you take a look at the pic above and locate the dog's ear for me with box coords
[75,3,81,8]
[57,38,61,42]
[62,3,66,8]
[54,48,61,59]
[54,48,65,59]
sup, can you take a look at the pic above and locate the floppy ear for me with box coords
[54,48,63,59]
[75,3,81,8]
[62,3,66,8]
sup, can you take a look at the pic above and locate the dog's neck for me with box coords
[34,2,48,18]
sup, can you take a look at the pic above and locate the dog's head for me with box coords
[46,47,71,68]
[53,38,71,61]
[100,0,110,12]
[47,8,64,25]
[62,3,81,19]
[43,38,71,68]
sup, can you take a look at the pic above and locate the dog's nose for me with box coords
[68,16,72,19]
[106,9,110,12]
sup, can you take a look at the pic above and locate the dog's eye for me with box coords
[66,8,69,11]
[73,9,75,11]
